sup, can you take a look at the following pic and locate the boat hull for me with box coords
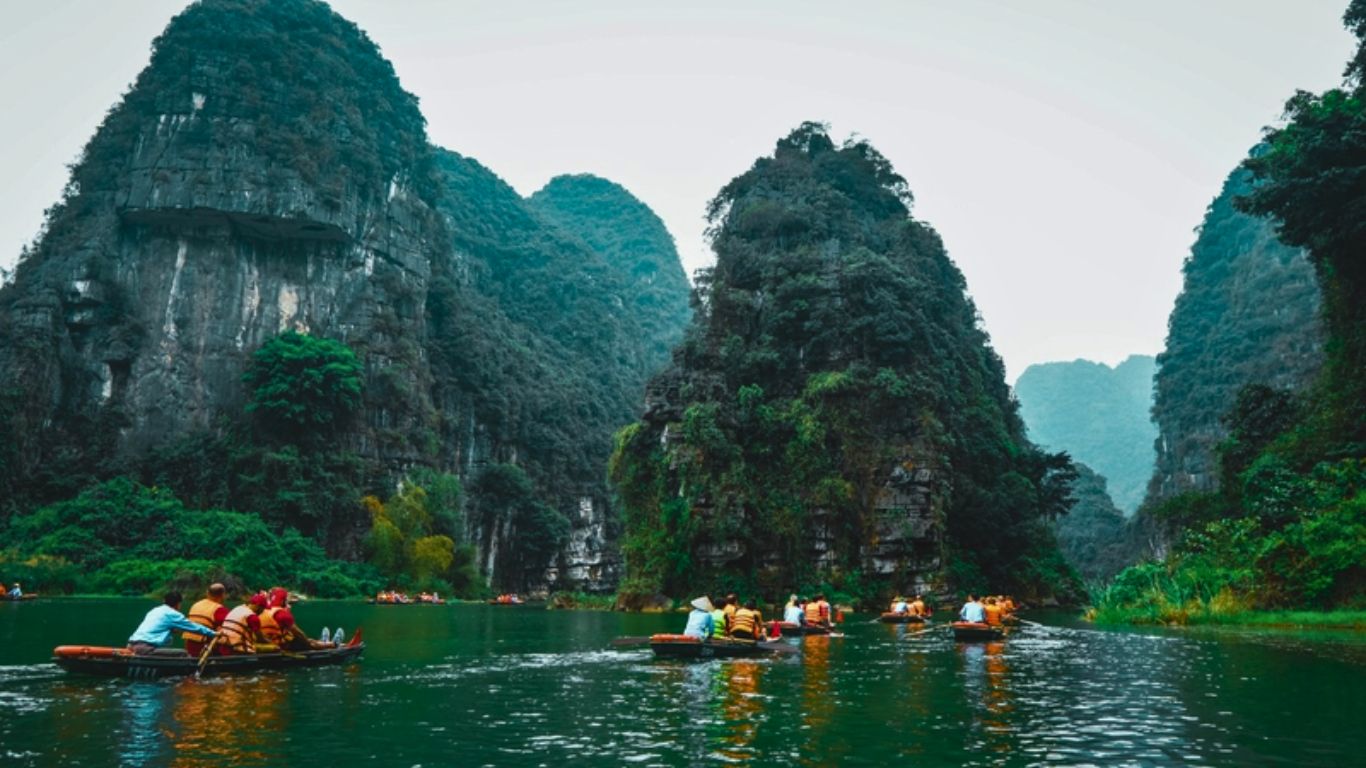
[950,622,1005,641]
[649,635,764,659]
[774,621,833,636]
[879,613,927,624]
[53,643,365,680]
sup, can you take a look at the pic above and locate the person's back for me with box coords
[817,598,832,625]
[804,599,823,624]
[910,597,927,617]
[783,602,804,624]
[683,597,716,639]
[710,606,728,638]
[983,599,1002,626]
[8,583,20,598]
[959,595,986,623]
[892,598,909,615]
[730,602,763,640]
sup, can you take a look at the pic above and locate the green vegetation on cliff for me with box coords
[1053,464,1136,584]
[610,123,1081,604]
[1015,356,1156,515]
[1097,3,1366,621]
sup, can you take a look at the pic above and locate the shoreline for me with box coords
[1088,608,1366,631]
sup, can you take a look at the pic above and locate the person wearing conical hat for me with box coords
[683,596,716,639]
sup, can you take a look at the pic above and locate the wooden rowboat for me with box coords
[950,621,1005,641]
[879,612,928,624]
[773,621,833,636]
[53,634,365,680]
[649,634,770,659]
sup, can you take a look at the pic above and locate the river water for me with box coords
[1,599,1362,766]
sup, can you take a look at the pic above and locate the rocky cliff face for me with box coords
[0,0,691,594]
[1148,163,1322,503]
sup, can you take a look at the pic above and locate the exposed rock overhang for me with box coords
[120,207,352,244]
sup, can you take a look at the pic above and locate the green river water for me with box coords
[1,598,1363,766]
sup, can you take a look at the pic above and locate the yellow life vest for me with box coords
[260,606,283,642]
[730,608,759,638]
[181,598,222,641]
[710,609,727,638]
[984,604,1003,626]
[804,602,823,623]
[220,604,258,652]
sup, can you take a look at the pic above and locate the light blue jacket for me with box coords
[128,604,214,646]
[683,609,716,639]
[959,600,986,623]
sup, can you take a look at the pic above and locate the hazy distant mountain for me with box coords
[1014,355,1156,515]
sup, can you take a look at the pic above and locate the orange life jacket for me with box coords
[910,600,927,616]
[260,606,283,642]
[220,605,259,652]
[730,608,760,638]
[181,598,223,641]
[984,603,1003,626]
[803,602,820,622]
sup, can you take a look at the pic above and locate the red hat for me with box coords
[249,593,268,608]
[275,609,295,627]
[269,587,289,608]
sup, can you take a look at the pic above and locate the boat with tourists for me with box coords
[52,631,366,680]
[879,612,927,624]
[772,621,833,636]
[950,621,1006,641]
[648,633,784,659]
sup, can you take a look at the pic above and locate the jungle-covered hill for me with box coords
[610,123,1081,605]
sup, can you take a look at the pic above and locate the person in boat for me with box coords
[729,599,766,641]
[683,596,717,639]
[909,594,930,617]
[709,596,729,639]
[958,594,986,623]
[272,609,338,651]
[7,582,21,598]
[889,595,910,615]
[805,594,832,628]
[783,594,805,626]
[983,596,1003,626]
[128,592,217,655]
[722,593,739,625]
[258,587,291,644]
[1002,595,1017,616]
[219,593,269,653]
[183,583,231,657]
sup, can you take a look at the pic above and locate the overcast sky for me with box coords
[0,1,1354,380]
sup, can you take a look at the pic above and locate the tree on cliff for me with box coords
[611,122,1080,602]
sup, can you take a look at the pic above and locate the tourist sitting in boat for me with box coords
[183,583,230,657]
[7,582,21,598]
[272,609,338,651]
[805,594,832,627]
[783,594,805,625]
[983,597,1003,626]
[709,596,729,638]
[889,595,910,615]
[729,600,766,641]
[219,593,269,653]
[909,594,930,617]
[958,594,986,623]
[722,593,739,625]
[683,596,716,639]
[128,592,217,655]
[259,587,292,644]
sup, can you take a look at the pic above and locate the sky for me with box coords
[0,0,1355,381]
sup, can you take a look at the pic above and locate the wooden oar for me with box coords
[195,634,221,679]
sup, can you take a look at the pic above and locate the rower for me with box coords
[683,596,716,639]
[7,582,21,598]
[128,592,216,655]
[183,583,230,657]
[729,600,765,641]
[958,594,986,623]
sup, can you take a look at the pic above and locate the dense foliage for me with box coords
[1053,464,1137,584]
[363,479,478,594]
[2,477,380,597]
[1098,3,1366,621]
[243,331,364,442]
[1147,164,1321,504]
[611,123,1081,604]
[1014,356,1156,515]
[528,174,692,367]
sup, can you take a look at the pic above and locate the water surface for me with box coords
[1,599,1362,766]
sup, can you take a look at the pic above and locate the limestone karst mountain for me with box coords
[0,0,690,593]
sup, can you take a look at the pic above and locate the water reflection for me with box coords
[800,635,834,762]
[167,675,286,767]
[958,639,1015,758]
[716,660,765,762]
[118,683,167,767]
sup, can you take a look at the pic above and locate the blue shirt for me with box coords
[7,586,20,597]
[959,601,986,623]
[783,605,804,624]
[893,601,909,614]
[128,604,214,646]
[683,609,716,639]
